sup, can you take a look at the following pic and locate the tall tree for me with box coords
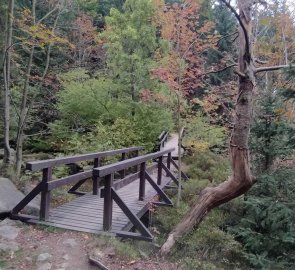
[2,0,14,164]
[160,0,294,256]
[104,0,161,114]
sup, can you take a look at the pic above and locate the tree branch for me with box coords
[219,0,250,57]
[200,63,237,76]
[216,31,239,46]
[255,64,295,73]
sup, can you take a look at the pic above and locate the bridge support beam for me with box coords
[103,174,113,231]
[139,162,146,201]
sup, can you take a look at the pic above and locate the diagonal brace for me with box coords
[170,158,189,180]
[145,172,173,206]
[12,182,43,215]
[111,188,153,239]
[162,163,179,186]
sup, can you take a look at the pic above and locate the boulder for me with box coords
[0,177,39,215]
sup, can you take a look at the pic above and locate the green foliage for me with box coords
[50,71,174,153]
[93,236,156,261]
[228,168,295,269]
[154,149,245,269]
[183,113,227,153]
[250,90,295,171]
[184,152,230,185]
[104,0,163,101]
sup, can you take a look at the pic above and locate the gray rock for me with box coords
[0,219,21,240]
[22,182,41,207]
[0,177,39,215]
[37,253,52,262]
[60,262,69,268]
[37,262,52,270]
[62,254,70,260]
[25,256,33,262]
[62,238,78,248]
[0,148,15,161]
[0,241,19,252]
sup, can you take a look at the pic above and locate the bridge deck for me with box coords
[24,174,173,234]
[162,133,184,159]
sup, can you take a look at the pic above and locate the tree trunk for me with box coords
[15,0,36,177]
[15,47,34,177]
[160,0,256,256]
[3,0,14,164]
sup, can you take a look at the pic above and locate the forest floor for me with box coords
[0,218,179,270]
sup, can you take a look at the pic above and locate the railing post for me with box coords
[103,174,113,231]
[119,152,126,179]
[139,162,146,201]
[40,167,52,221]
[167,152,171,176]
[134,149,140,172]
[157,156,163,185]
[93,157,101,195]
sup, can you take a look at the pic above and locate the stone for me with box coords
[37,253,52,262]
[0,177,39,215]
[62,238,78,248]
[60,262,69,268]
[0,219,21,240]
[37,262,52,270]
[22,182,41,207]
[25,257,33,262]
[0,241,19,252]
[62,254,70,260]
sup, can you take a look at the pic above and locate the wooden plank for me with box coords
[47,170,92,190]
[49,212,127,225]
[55,203,141,214]
[26,147,143,171]
[94,148,174,177]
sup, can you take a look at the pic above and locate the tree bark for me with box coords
[160,0,256,256]
[3,0,14,164]
[15,0,36,177]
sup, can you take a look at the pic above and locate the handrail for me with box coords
[155,130,169,151]
[12,146,143,221]
[94,148,174,177]
[26,146,143,171]
[93,147,176,235]
[158,131,166,141]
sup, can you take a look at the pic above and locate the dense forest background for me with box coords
[1,0,295,269]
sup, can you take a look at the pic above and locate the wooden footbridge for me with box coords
[10,131,188,241]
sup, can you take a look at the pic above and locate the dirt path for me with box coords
[0,219,179,270]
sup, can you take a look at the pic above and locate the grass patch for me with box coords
[35,224,67,233]
[0,260,7,270]
[153,151,249,269]
[93,236,157,261]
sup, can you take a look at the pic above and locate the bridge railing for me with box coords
[93,147,179,239]
[155,130,169,151]
[11,147,143,221]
